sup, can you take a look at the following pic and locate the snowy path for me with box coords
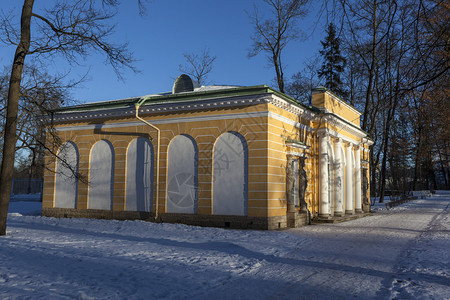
[1,192,449,299]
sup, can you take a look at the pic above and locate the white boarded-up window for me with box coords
[126,137,153,212]
[54,141,79,208]
[213,132,248,216]
[88,140,114,210]
[166,135,198,214]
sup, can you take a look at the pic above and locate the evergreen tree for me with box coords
[318,22,347,98]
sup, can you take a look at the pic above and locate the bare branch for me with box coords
[247,0,310,93]
[178,47,216,86]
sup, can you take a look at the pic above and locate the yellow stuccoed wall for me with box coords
[266,103,316,217]
[43,89,371,227]
[312,89,361,127]
[44,103,276,218]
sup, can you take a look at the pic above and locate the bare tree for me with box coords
[247,0,309,93]
[0,65,82,181]
[0,0,140,236]
[334,0,449,200]
[178,48,216,86]
[285,55,320,104]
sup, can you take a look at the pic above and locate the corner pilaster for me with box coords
[319,133,329,218]
[354,145,362,213]
[345,142,354,215]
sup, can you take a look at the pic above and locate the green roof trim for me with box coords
[50,83,371,139]
[52,96,140,113]
[53,85,313,114]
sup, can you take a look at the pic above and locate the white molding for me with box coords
[268,111,313,132]
[287,150,307,157]
[362,137,375,146]
[54,111,271,132]
[54,108,317,136]
[285,143,310,150]
[325,91,362,116]
[317,127,361,146]
[52,91,370,154]
[52,93,317,123]
[312,89,362,116]
[52,94,270,122]
[321,114,366,139]
[267,94,316,121]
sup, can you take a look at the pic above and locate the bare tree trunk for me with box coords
[378,118,391,203]
[273,54,285,93]
[379,82,402,202]
[0,0,34,236]
[412,125,422,190]
[437,147,448,188]
[369,147,376,199]
[27,147,36,194]
[362,0,378,132]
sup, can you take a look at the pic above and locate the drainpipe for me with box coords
[135,99,161,220]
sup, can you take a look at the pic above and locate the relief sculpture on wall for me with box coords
[299,158,308,212]
[362,169,370,213]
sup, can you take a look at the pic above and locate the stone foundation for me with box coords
[42,208,297,230]
[312,212,371,224]
[287,211,308,228]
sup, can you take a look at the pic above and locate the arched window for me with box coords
[126,137,153,212]
[213,132,248,216]
[166,135,198,214]
[54,141,78,208]
[88,140,114,210]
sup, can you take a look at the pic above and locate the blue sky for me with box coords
[0,0,328,103]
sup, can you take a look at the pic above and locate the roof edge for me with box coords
[53,85,315,114]
[312,87,363,115]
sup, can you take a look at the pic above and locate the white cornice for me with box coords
[286,142,310,150]
[53,111,271,132]
[267,94,316,121]
[268,111,313,132]
[51,91,370,147]
[317,127,362,146]
[313,89,362,116]
[362,137,375,146]
[320,114,367,139]
[51,93,318,123]
[52,94,271,123]
[326,91,362,116]
[287,150,308,158]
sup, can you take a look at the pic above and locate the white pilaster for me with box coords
[319,134,329,217]
[334,138,344,216]
[345,142,354,214]
[354,145,362,213]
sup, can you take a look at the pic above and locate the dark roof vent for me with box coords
[172,74,195,94]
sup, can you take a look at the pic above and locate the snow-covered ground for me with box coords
[2,192,449,300]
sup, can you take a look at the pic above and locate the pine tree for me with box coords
[318,22,347,98]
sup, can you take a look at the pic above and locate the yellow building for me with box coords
[42,75,373,229]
